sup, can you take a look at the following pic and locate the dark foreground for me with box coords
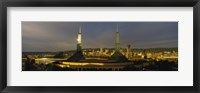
[22,59,178,71]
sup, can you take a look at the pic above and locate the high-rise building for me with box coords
[126,44,132,59]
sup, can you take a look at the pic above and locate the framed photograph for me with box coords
[0,0,199,93]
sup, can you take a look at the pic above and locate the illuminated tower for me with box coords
[116,25,120,51]
[110,24,128,62]
[67,25,85,62]
[77,26,82,52]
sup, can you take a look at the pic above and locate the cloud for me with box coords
[22,22,178,52]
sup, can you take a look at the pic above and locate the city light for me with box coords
[22,23,178,71]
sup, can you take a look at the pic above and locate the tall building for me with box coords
[67,26,85,62]
[126,44,132,59]
[110,25,128,62]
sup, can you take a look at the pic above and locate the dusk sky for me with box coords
[22,22,178,52]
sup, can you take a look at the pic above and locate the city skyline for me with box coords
[22,22,178,52]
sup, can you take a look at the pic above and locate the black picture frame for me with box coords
[0,0,199,93]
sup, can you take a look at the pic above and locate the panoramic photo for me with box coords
[22,22,178,71]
